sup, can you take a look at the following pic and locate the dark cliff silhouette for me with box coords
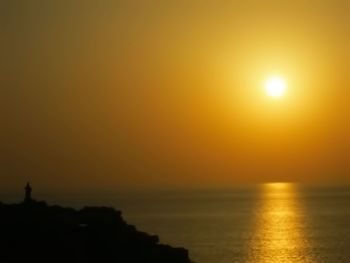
[0,183,192,263]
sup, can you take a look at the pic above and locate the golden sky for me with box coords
[2,0,349,192]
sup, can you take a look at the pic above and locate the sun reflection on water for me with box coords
[247,183,314,263]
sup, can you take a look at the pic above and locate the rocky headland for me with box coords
[0,186,192,263]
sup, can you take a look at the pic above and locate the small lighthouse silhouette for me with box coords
[24,182,32,203]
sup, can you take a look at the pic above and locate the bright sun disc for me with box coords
[265,77,287,98]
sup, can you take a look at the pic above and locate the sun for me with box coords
[265,77,287,98]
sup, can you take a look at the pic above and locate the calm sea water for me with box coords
[13,183,350,263]
[110,184,350,263]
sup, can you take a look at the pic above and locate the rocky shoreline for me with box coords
[0,198,193,263]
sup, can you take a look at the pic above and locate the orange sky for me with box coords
[2,0,349,192]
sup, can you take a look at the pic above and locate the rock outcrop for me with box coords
[0,199,192,263]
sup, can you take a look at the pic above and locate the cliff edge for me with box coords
[0,198,193,263]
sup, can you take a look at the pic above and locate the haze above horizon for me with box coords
[2,0,349,193]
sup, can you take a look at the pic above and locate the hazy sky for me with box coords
[2,0,349,192]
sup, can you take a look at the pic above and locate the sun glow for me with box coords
[265,77,287,98]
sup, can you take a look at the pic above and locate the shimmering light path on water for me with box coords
[247,183,314,262]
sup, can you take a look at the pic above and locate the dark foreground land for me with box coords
[0,199,192,263]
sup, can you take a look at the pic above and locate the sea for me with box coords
[9,183,350,263]
[114,184,350,263]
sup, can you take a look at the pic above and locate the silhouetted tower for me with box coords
[24,182,32,203]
